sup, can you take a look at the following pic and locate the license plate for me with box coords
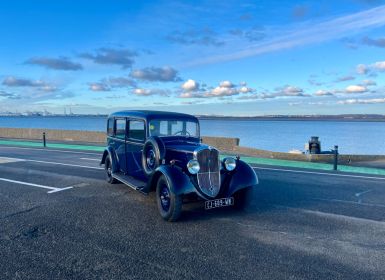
[205,197,234,210]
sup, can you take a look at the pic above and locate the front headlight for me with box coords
[223,157,236,171]
[187,159,200,174]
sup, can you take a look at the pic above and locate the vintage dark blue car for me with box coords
[100,110,259,221]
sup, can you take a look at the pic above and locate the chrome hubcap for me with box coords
[160,185,170,212]
[146,149,156,169]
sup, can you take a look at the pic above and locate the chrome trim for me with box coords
[194,146,221,197]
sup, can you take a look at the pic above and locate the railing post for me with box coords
[333,145,338,171]
[43,132,46,147]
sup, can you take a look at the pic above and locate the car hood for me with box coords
[163,140,207,154]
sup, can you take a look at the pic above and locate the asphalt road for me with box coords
[1,145,385,280]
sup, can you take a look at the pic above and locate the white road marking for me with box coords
[0,157,26,164]
[355,189,372,197]
[0,145,101,156]
[25,158,104,170]
[0,177,72,193]
[312,198,385,208]
[1,157,103,170]
[80,158,100,161]
[47,187,74,193]
[66,182,90,188]
[354,189,373,204]
[253,166,385,181]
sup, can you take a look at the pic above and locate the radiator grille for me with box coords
[196,148,220,197]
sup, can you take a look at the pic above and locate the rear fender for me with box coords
[100,147,119,173]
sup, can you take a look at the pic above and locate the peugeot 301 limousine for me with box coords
[100,110,259,221]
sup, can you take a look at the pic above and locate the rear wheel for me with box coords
[156,175,182,222]
[105,156,117,184]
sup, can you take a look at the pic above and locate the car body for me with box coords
[100,110,259,221]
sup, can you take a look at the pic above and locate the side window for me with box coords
[115,119,126,139]
[107,118,114,136]
[128,120,145,141]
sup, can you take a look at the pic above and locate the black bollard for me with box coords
[333,145,338,171]
[43,132,46,147]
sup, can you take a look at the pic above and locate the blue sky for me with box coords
[1,0,385,115]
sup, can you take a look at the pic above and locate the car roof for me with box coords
[108,110,199,122]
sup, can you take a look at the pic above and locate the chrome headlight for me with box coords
[223,157,236,171]
[187,159,200,174]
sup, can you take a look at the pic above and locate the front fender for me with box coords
[226,160,259,196]
[148,165,196,196]
[100,147,119,173]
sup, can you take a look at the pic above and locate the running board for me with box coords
[112,173,148,195]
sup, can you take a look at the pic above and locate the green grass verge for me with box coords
[0,139,104,152]
[221,155,385,176]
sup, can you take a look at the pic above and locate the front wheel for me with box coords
[156,175,182,222]
[233,187,256,210]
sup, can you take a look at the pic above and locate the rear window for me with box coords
[107,118,114,136]
[115,119,126,139]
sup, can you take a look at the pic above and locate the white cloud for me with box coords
[356,64,369,75]
[187,5,385,66]
[181,79,199,91]
[356,60,385,75]
[345,85,368,93]
[315,90,333,96]
[362,79,377,86]
[130,66,180,82]
[239,86,253,93]
[282,86,304,96]
[334,75,355,82]
[180,80,255,98]
[219,80,234,88]
[208,86,238,97]
[338,98,385,105]
[133,88,152,96]
[179,92,205,98]
[133,88,170,96]
[89,83,110,92]
[372,61,385,71]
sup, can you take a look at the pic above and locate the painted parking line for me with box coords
[253,166,385,181]
[0,177,73,193]
[80,158,101,161]
[0,157,26,164]
[312,198,385,209]
[0,156,103,170]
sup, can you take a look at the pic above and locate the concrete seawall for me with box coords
[1,127,384,165]
[0,127,239,151]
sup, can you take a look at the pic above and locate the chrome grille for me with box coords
[195,147,220,197]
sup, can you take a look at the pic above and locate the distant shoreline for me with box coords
[1,114,385,122]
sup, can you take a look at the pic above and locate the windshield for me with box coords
[149,119,199,138]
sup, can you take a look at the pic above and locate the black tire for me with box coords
[156,175,182,222]
[233,187,255,210]
[105,156,117,184]
[142,136,165,176]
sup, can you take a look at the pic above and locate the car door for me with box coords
[114,118,127,173]
[126,118,146,180]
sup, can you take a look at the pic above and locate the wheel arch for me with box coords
[100,147,119,173]
[147,165,195,195]
[226,160,259,196]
